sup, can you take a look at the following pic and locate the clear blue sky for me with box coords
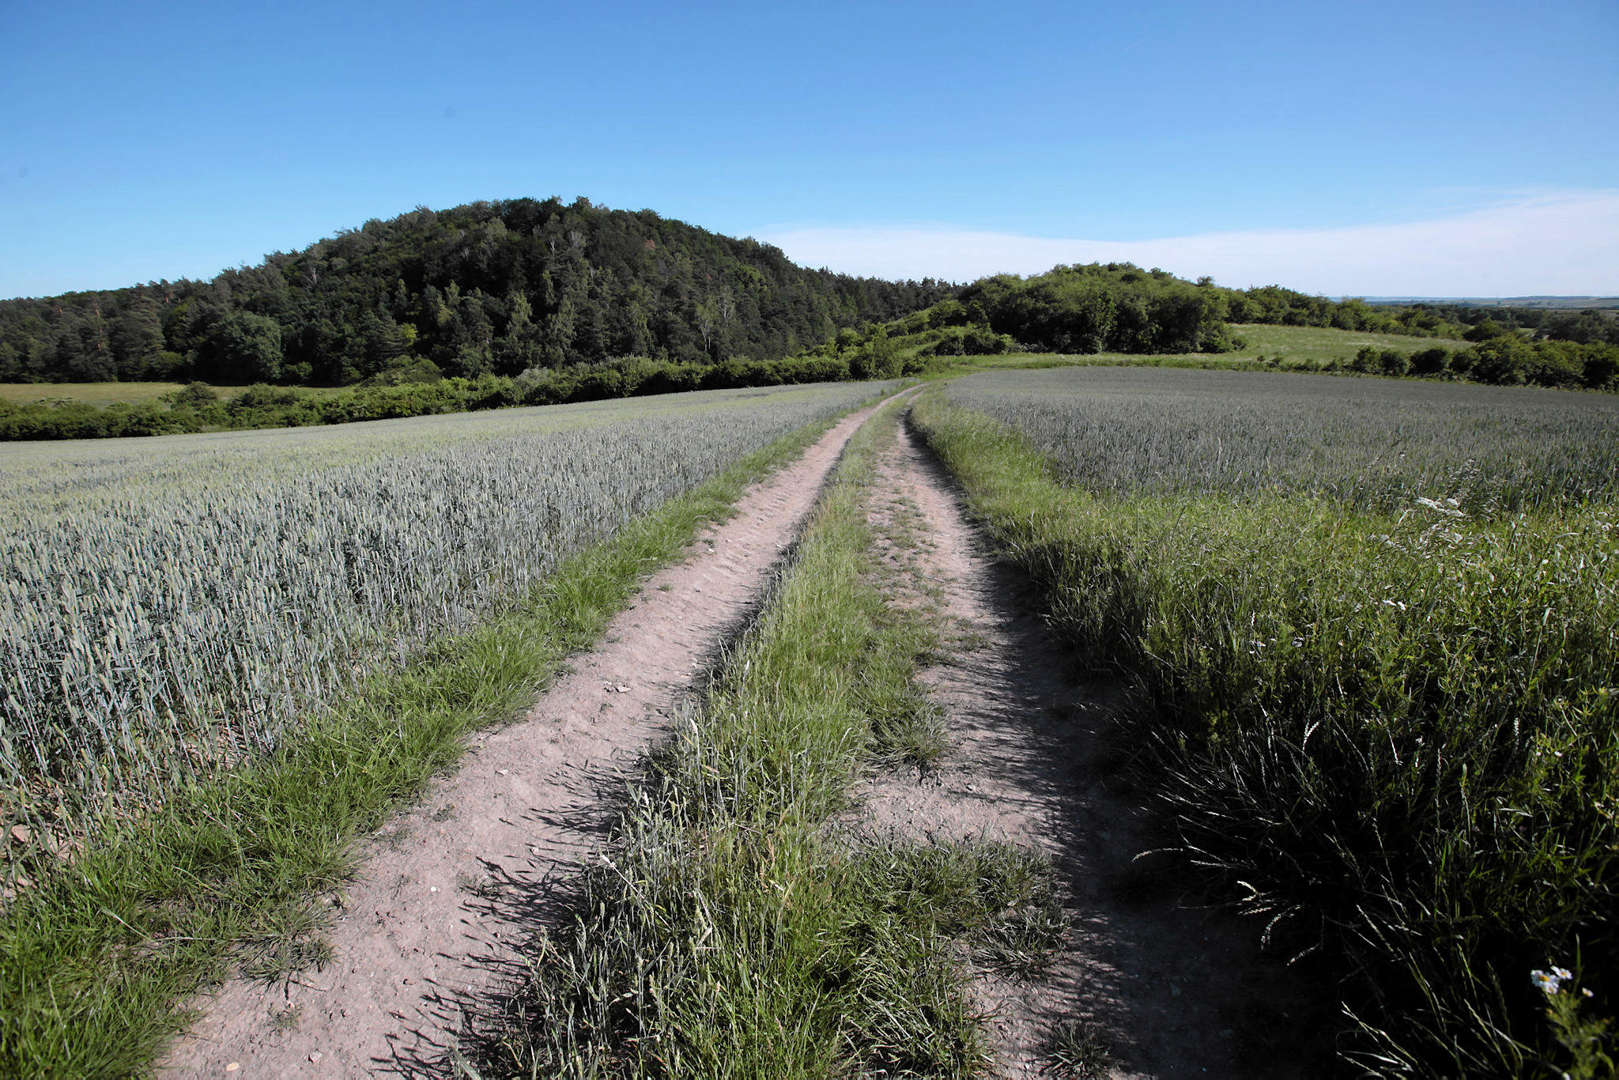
[2,0,1616,298]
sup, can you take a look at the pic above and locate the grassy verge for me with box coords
[478,400,1060,1078]
[0,402,875,1078]
[908,389,1617,1077]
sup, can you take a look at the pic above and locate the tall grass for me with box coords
[912,369,1618,1075]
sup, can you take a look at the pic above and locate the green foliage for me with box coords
[1449,336,1619,390]
[912,371,1619,1075]
[1229,284,1469,338]
[850,325,902,378]
[162,380,219,408]
[959,263,1233,354]
[360,356,443,386]
[0,197,952,388]
[923,324,1016,357]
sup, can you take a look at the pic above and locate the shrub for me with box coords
[1409,347,1450,375]
[164,381,220,408]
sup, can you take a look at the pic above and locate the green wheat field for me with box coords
[2,360,1613,1077]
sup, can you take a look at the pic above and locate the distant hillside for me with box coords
[1364,296,1619,310]
[0,198,954,386]
[1360,297,1619,346]
[810,263,1477,368]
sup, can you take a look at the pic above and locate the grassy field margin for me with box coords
[478,398,1060,1078]
[908,386,1617,1077]
[0,398,887,1078]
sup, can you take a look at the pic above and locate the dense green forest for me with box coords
[6,194,1613,391]
[0,197,953,386]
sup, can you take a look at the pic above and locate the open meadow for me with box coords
[1224,322,1470,365]
[0,382,349,408]
[961,322,1469,374]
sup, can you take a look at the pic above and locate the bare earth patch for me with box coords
[161,398,891,1077]
[853,413,1320,1079]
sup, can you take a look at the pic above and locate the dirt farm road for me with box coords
[162,395,902,1077]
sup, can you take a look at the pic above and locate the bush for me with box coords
[363,357,444,386]
[1582,346,1619,390]
[163,381,219,408]
[1409,347,1450,376]
[923,324,1014,358]
[1467,338,1532,385]
[1351,346,1382,373]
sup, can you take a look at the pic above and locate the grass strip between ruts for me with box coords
[0,400,880,1079]
[480,397,1062,1079]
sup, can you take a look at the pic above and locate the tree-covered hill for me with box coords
[0,198,954,386]
[808,263,1619,393]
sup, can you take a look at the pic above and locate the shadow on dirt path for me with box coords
[850,409,1331,1079]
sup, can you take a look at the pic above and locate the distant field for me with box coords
[0,382,348,407]
[969,323,1464,372]
[0,382,191,406]
[2,325,1460,410]
[1225,322,1465,362]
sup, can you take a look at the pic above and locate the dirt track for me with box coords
[162,397,896,1077]
[852,412,1313,1079]
[161,391,1316,1077]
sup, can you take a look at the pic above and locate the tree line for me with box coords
[0,351,929,442]
[1348,337,1618,390]
[0,197,953,386]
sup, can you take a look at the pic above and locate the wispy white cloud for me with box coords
[754,191,1619,296]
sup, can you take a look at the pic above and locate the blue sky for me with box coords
[2,0,1615,299]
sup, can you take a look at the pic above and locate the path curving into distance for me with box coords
[162,392,905,1078]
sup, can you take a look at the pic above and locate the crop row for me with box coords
[0,383,889,832]
[946,366,1619,515]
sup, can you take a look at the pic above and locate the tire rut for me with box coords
[852,409,1316,1079]
[160,395,898,1078]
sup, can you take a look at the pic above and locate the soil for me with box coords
[160,397,896,1078]
[851,412,1324,1079]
